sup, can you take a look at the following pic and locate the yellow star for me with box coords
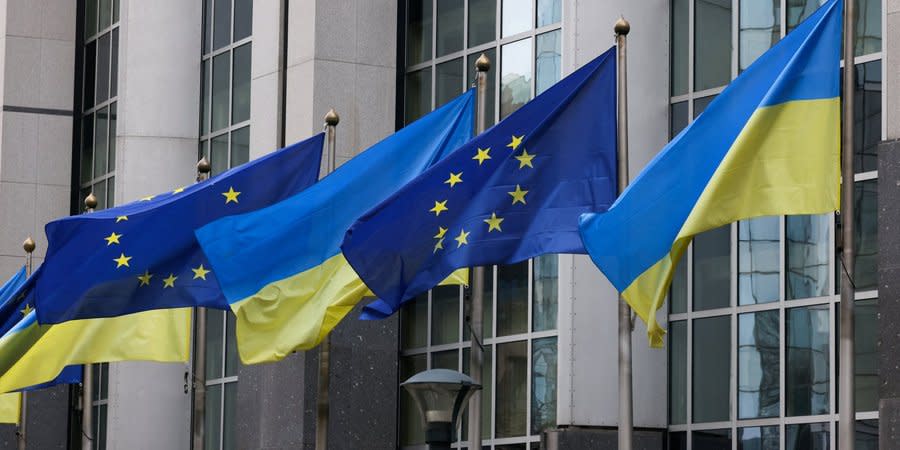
[173,186,186,194]
[515,149,535,169]
[116,215,128,223]
[507,135,524,150]
[222,186,241,204]
[434,227,448,239]
[114,253,132,268]
[430,200,448,216]
[508,184,528,205]
[104,232,122,246]
[137,270,153,286]
[141,195,155,202]
[472,147,491,165]
[20,304,33,317]
[434,238,445,253]
[484,212,504,232]
[444,172,463,188]
[163,274,177,288]
[454,229,470,248]
[192,264,211,280]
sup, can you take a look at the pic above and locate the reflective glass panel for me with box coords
[536,0,561,27]
[786,305,829,416]
[671,0,689,96]
[693,429,731,450]
[670,250,688,314]
[86,0,98,37]
[204,384,222,450]
[224,313,239,377]
[502,0,531,37]
[405,67,432,125]
[94,107,108,179]
[400,354,427,445]
[669,321,687,424]
[110,30,118,97]
[230,126,249,167]
[669,432,687,450]
[468,0,496,47]
[787,0,826,31]
[535,30,561,96]
[105,176,114,206]
[232,43,251,124]
[84,41,97,110]
[500,38,532,119]
[223,383,236,450]
[96,33,111,104]
[431,285,460,345]
[201,59,210,134]
[738,310,779,419]
[856,0,881,56]
[853,60,881,173]
[693,316,730,423]
[693,225,731,311]
[92,180,107,210]
[99,0,110,30]
[203,0,213,53]
[213,0,231,51]
[436,0,464,57]
[854,180,878,291]
[785,214,829,299]
[785,422,829,450]
[81,113,94,182]
[836,299,879,412]
[211,134,229,176]
[693,94,717,118]
[401,294,428,349]
[496,340,527,437]
[739,426,779,450]
[95,404,108,450]
[407,0,433,65]
[695,0,732,91]
[738,216,779,305]
[233,0,253,42]
[211,52,231,132]
[461,345,492,440]
[739,0,780,72]
[205,309,225,379]
[467,50,496,126]
[432,349,458,370]
[497,261,528,336]
[435,58,464,109]
[670,101,688,138]
[855,420,879,450]
[531,337,557,434]
[532,254,558,332]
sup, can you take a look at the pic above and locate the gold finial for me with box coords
[197,156,211,174]
[614,17,630,36]
[324,109,340,127]
[475,53,491,72]
[23,236,35,254]
[85,192,98,210]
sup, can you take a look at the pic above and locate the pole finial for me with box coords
[84,192,98,210]
[614,17,630,36]
[324,109,340,127]
[475,53,491,72]
[23,236,35,254]
[197,156,211,175]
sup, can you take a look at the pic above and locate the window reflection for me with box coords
[738,311,779,419]
[785,422,829,450]
[436,58,464,108]
[671,0,689,96]
[401,294,428,349]
[535,30,561,96]
[500,39,533,119]
[670,101,688,139]
[836,299,879,412]
[468,0,496,47]
[407,0,433,65]
[497,262,528,336]
[739,0,780,72]
[786,214,829,300]
[530,337,557,434]
[786,0,826,32]
[405,68,432,125]
[532,255,558,332]
[853,61,882,173]
[786,305,829,416]
[739,426,779,450]
[496,341,527,437]
[400,355,427,445]
[693,429,731,450]
[738,217,779,305]
[853,180,878,290]
[436,0,464,57]
[855,0,882,56]
[432,285,461,345]
[502,0,531,37]
[536,0,561,27]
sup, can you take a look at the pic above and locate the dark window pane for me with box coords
[536,0,560,27]
[693,225,731,311]
[500,38,532,119]
[113,0,119,23]
[694,94,717,118]
[671,0,689,96]
[211,133,229,176]
[201,59,210,134]
[106,176,114,206]
[669,321,687,424]
[110,29,118,98]
[836,299,879,412]
[223,383,237,450]
[84,41,97,110]
[496,340,527,437]
[436,0,463,57]
[205,309,224,379]
[431,285,460,345]
[787,0,826,32]
[738,311,779,419]
[95,404,108,450]
[94,107,108,178]
[739,0,780,72]
[467,50,496,126]
[535,30,561,95]
[407,0,433,65]
[695,0,732,91]
[497,262,527,336]
[670,101,688,138]
[108,103,117,172]
[468,0,496,47]
[786,305,829,416]
[786,214,829,299]
[203,0,213,54]
[532,254,557,331]
[432,349,458,370]
[230,126,249,167]
[854,180,878,290]
[92,180,107,210]
[530,337,557,434]
[501,0,531,37]
[435,58,464,109]
[738,216,779,305]
[233,0,253,41]
[232,44,251,124]
[853,60,881,173]
[405,67,432,125]
[96,33,111,104]
[213,0,231,50]
[670,250,688,313]
[204,384,222,450]
[81,113,94,183]
[855,419,879,450]
[693,316,731,423]
[400,354,427,445]
[739,426,779,450]
[225,313,239,377]
[86,0,98,37]
[401,294,428,349]
[461,345,492,440]
[694,429,731,450]
[669,432,687,450]
[856,0,881,56]
[99,0,110,29]
[211,52,231,132]
[785,422,829,450]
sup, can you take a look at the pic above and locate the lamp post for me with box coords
[401,369,481,450]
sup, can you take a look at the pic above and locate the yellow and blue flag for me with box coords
[0,268,26,424]
[341,48,617,318]
[195,91,475,363]
[33,135,324,324]
[578,0,841,347]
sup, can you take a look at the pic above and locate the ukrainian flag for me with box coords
[578,0,841,347]
[0,268,25,424]
[196,91,475,363]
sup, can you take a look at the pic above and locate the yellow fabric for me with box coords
[0,393,20,424]
[233,253,468,364]
[0,309,191,393]
[623,98,840,346]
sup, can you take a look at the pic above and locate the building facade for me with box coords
[0,0,895,449]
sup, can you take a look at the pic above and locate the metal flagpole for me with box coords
[82,192,98,450]
[838,0,856,447]
[17,236,35,450]
[316,109,339,450]
[192,157,212,450]
[614,17,633,450]
[467,53,490,449]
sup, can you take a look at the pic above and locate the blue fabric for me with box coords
[342,47,617,319]
[34,135,325,324]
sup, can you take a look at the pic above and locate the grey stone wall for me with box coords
[879,139,900,449]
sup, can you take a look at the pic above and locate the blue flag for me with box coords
[34,134,324,324]
[342,47,617,318]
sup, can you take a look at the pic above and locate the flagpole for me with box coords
[82,192,98,450]
[838,0,856,447]
[614,17,633,450]
[316,109,339,450]
[467,53,490,449]
[16,237,35,450]
[192,157,212,450]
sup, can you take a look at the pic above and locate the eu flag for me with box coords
[34,134,324,324]
[342,47,617,317]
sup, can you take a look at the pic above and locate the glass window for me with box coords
[739,0,780,72]
[669,321,687,424]
[836,299,879,412]
[738,310,779,419]
[853,60,881,174]
[99,0,110,30]
[693,94,717,118]
[400,354,427,445]
[205,309,225,379]
[407,0,433,65]
[233,0,252,42]
[435,58,464,109]
[500,38,533,119]
[670,101,688,138]
[230,126,249,167]
[694,0,732,91]
[81,113,94,182]
[405,67,432,125]
[739,426,779,450]
[694,429,731,449]
[693,316,730,423]
[855,0,881,56]
[462,345,493,440]
[213,0,232,51]
[535,30,561,96]
[94,107,109,180]
[669,432,687,450]
[211,52,231,132]
[693,225,731,311]
[468,0,496,47]
[738,216,779,305]
[786,214,829,300]
[536,0,561,27]
[224,314,239,377]
[86,0,98,37]
[785,422,829,450]
[436,0,464,57]
[204,384,223,450]
[203,0,213,53]
[432,349,458,369]
[96,33,111,104]
[467,50,496,126]
[853,180,878,291]
[670,251,688,314]
[110,30,118,98]
[502,0,531,37]
[497,262,528,336]
[231,44,251,124]
[201,59,210,134]
[401,294,428,349]
[496,340,527,437]
[855,420,879,450]
[211,134,229,176]
[671,0,689,96]
[84,41,97,110]
[532,254,557,331]
[223,383,236,449]
[786,305,829,416]
[432,285,461,345]
[530,337,557,434]
[787,0,826,31]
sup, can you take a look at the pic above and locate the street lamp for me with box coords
[401,369,481,450]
